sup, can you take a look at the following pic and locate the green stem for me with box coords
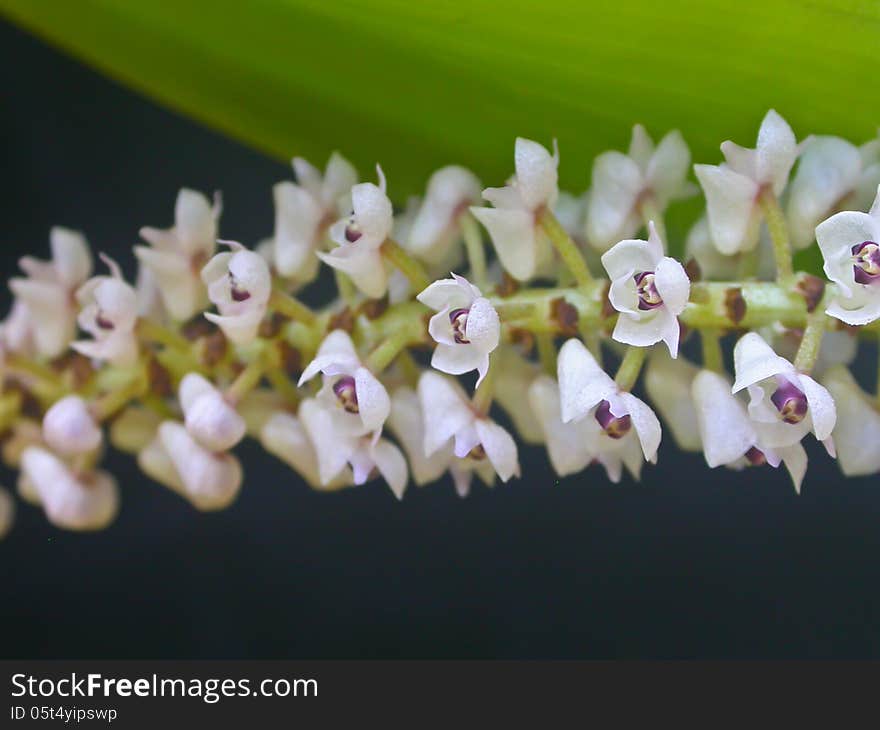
[460,214,488,291]
[538,208,594,286]
[759,189,794,285]
[225,355,267,404]
[381,238,431,293]
[269,288,317,324]
[700,329,724,373]
[535,333,557,376]
[137,317,191,353]
[92,371,148,420]
[365,326,416,373]
[614,346,647,391]
[333,269,358,309]
[265,369,300,407]
[793,308,827,373]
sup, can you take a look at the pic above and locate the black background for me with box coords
[2,20,880,659]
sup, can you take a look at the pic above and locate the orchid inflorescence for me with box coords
[1,109,880,537]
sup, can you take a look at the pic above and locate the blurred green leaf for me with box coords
[2,0,878,259]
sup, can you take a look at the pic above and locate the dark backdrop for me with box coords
[2,21,879,659]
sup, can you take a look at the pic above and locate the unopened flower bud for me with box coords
[42,395,102,456]
[179,373,246,452]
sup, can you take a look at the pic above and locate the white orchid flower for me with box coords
[9,227,93,358]
[201,241,271,345]
[135,188,220,321]
[298,397,408,499]
[470,137,558,281]
[694,110,803,255]
[816,186,880,325]
[586,124,693,252]
[822,365,880,477]
[317,165,393,298]
[601,222,690,357]
[72,254,139,366]
[417,273,500,387]
[557,338,661,480]
[298,329,390,437]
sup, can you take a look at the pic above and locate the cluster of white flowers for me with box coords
[1,109,879,537]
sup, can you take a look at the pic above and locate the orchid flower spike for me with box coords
[42,395,103,457]
[692,369,808,491]
[9,227,93,358]
[816,185,880,325]
[407,165,482,265]
[470,137,558,281]
[298,398,408,499]
[270,152,357,282]
[732,332,836,459]
[178,372,246,452]
[260,410,352,491]
[72,254,139,366]
[138,421,242,511]
[821,365,880,477]
[417,371,520,491]
[21,446,119,531]
[694,109,804,255]
[601,222,690,357]
[417,273,500,387]
[586,124,693,252]
[201,240,271,345]
[135,188,220,321]
[318,165,393,298]
[557,339,661,480]
[786,136,880,250]
[298,329,390,437]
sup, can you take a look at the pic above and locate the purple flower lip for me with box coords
[852,240,880,285]
[449,307,471,344]
[634,271,663,311]
[228,272,251,302]
[94,312,115,330]
[770,379,808,425]
[745,446,766,466]
[595,399,632,439]
[332,376,360,414]
[344,219,363,243]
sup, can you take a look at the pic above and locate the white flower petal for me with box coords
[732,332,794,393]
[49,227,93,289]
[474,418,520,482]
[777,442,808,493]
[601,238,659,281]
[644,353,701,452]
[514,137,558,210]
[42,395,102,457]
[371,438,409,499]
[388,387,452,486]
[645,129,691,204]
[353,366,391,434]
[417,371,473,456]
[693,164,761,255]
[529,375,594,476]
[557,338,615,423]
[822,366,880,477]
[586,151,643,252]
[316,247,388,299]
[619,392,661,463]
[654,256,690,315]
[470,207,538,281]
[692,370,757,467]
[174,188,218,255]
[755,109,799,194]
[797,374,836,442]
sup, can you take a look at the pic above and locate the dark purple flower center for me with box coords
[634,271,663,310]
[449,308,470,344]
[852,241,880,285]
[595,399,632,439]
[744,447,766,466]
[770,379,808,425]
[344,216,362,243]
[228,272,251,302]
[94,311,115,330]
[333,376,359,414]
